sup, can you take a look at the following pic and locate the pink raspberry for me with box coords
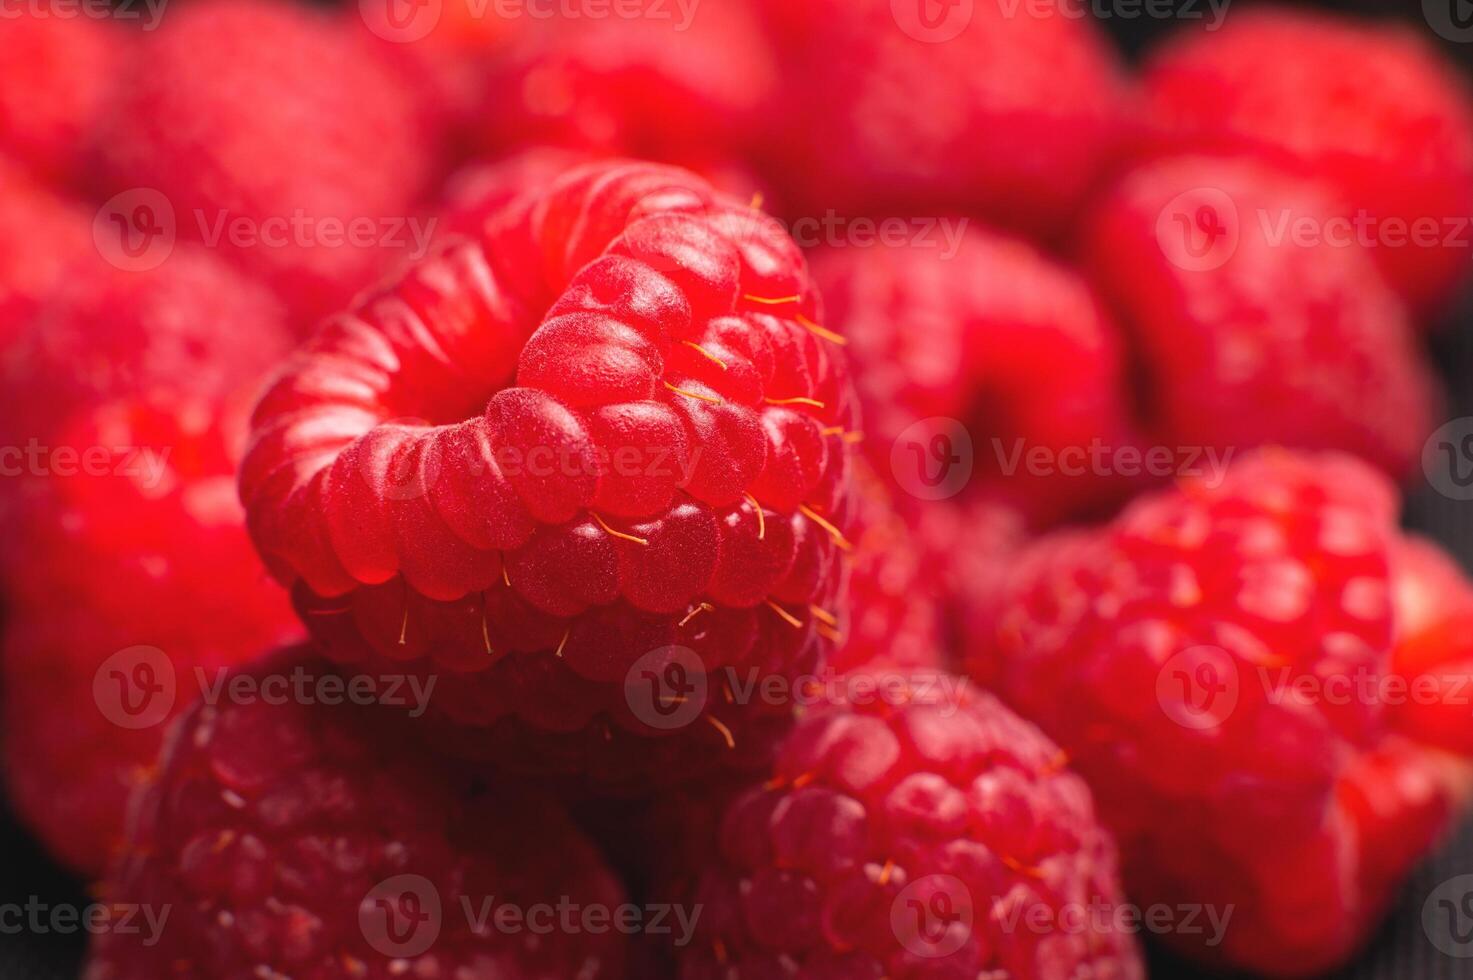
[1389,534,1473,758]
[0,156,94,342]
[93,0,441,330]
[762,0,1134,239]
[655,677,1146,979]
[240,160,858,786]
[968,450,1465,974]
[1142,6,1473,317]
[1078,155,1440,479]
[84,650,629,979]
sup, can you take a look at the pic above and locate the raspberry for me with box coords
[0,10,123,186]
[474,1,779,177]
[654,677,1145,979]
[93,0,440,330]
[0,155,94,342]
[763,0,1132,238]
[241,160,857,783]
[0,246,298,874]
[1389,534,1473,757]
[967,450,1463,974]
[84,650,629,980]
[812,227,1138,527]
[438,147,592,241]
[1142,7,1473,316]
[1078,155,1440,479]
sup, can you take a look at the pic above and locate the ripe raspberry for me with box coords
[474,1,779,177]
[763,0,1133,238]
[93,0,440,330]
[656,677,1145,979]
[1142,7,1473,316]
[968,450,1463,974]
[241,160,858,784]
[0,246,298,874]
[1389,534,1473,757]
[84,650,629,979]
[438,147,592,241]
[812,226,1138,527]
[0,10,123,186]
[0,155,94,342]
[1078,155,1440,479]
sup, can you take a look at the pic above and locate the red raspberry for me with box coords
[240,160,858,784]
[84,651,629,980]
[0,10,123,186]
[474,1,779,177]
[763,0,1133,239]
[1142,7,1473,317]
[657,677,1145,979]
[438,147,593,241]
[1389,534,1473,757]
[0,155,94,342]
[93,0,440,330]
[812,226,1138,528]
[1078,155,1440,479]
[967,450,1463,974]
[0,246,299,874]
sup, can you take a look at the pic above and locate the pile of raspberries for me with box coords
[3,1,1473,978]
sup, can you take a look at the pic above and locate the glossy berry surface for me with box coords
[84,651,629,980]
[1390,534,1473,757]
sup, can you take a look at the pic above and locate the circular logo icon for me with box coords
[624,645,707,731]
[93,646,176,730]
[1424,874,1473,957]
[1424,0,1473,43]
[94,189,176,272]
[891,874,973,959]
[359,0,442,43]
[892,0,974,43]
[1156,645,1240,731]
[1423,417,1473,501]
[361,874,442,958]
[891,417,973,501]
[1155,187,1240,272]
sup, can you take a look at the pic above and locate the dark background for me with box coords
[3,0,1472,976]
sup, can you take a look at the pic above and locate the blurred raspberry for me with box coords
[84,650,628,979]
[474,1,779,176]
[1079,155,1440,480]
[0,10,123,186]
[93,0,441,330]
[0,155,94,342]
[657,676,1146,979]
[1389,534,1473,757]
[812,226,1139,527]
[0,246,298,874]
[969,449,1462,974]
[241,160,857,787]
[763,0,1133,239]
[437,146,592,241]
[1143,6,1473,316]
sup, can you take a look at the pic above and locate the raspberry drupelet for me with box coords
[240,160,858,786]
